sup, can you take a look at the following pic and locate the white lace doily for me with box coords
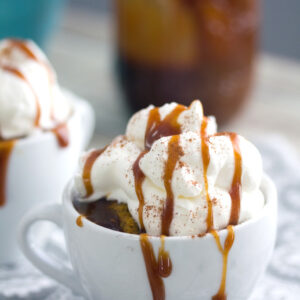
[1,135,299,300]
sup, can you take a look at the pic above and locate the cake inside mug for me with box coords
[0,38,73,206]
[73,100,265,300]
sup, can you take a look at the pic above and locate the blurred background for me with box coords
[0,1,300,299]
[0,0,299,151]
[68,0,300,60]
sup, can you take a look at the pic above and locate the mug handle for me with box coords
[18,203,85,296]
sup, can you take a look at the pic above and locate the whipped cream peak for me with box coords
[0,38,71,140]
[75,100,264,236]
[0,39,54,76]
[126,100,217,150]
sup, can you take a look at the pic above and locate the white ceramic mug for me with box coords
[0,90,95,264]
[19,175,277,300]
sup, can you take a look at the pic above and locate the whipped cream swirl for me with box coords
[0,39,71,140]
[75,101,264,236]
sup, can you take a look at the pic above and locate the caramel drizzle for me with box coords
[200,117,213,232]
[82,146,108,197]
[145,104,186,150]
[7,39,41,63]
[138,104,188,300]
[133,151,147,231]
[51,123,69,148]
[228,133,242,225]
[1,65,41,127]
[161,135,184,236]
[143,104,187,235]
[158,235,172,278]
[191,232,207,239]
[140,234,172,300]
[76,215,84,227]
[215,132,242,225]
[0,140,15,206]
[211,226,235,300]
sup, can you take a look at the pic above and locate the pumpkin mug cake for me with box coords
[19,101,277,300]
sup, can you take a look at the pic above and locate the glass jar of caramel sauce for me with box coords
[115,0,259,124]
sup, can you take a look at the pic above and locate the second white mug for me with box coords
[0,90,95,264]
